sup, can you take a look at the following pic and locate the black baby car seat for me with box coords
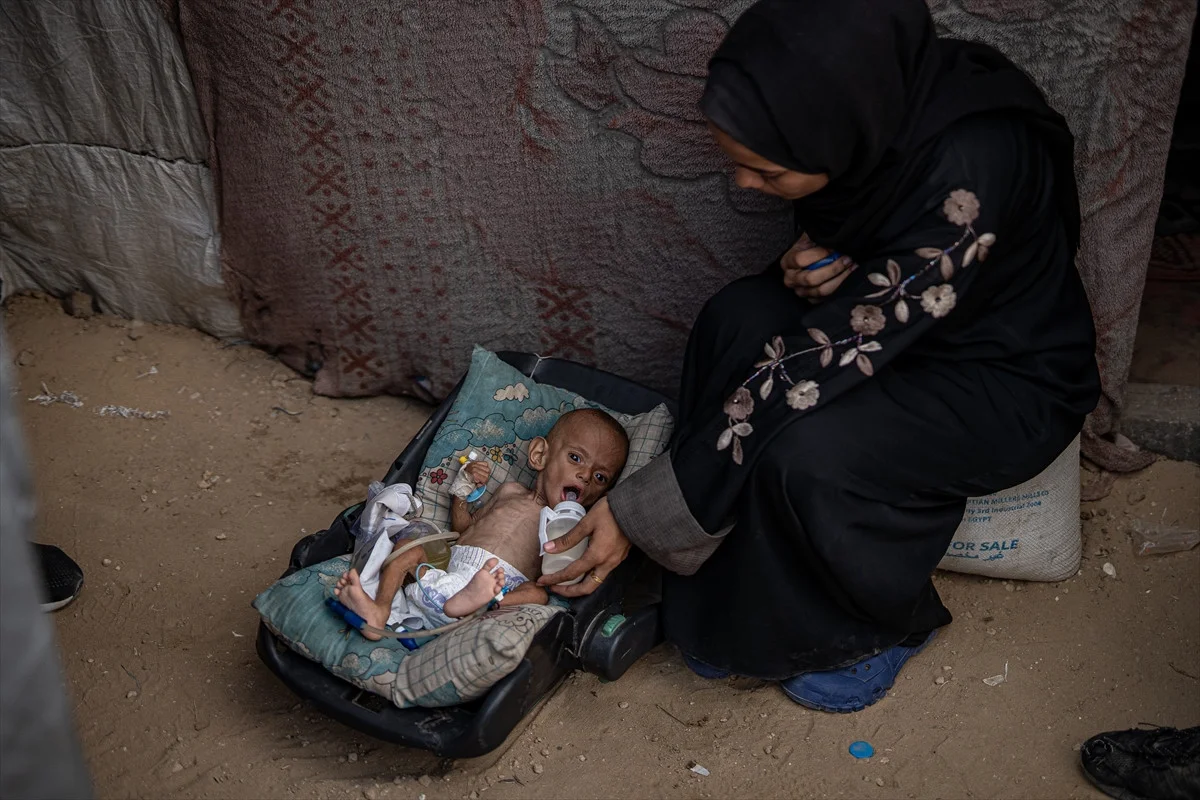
[256,352,671,757]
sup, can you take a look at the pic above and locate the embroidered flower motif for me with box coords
[488,446,505,463]
[943,189,980,226]
[786,381,820,410]
[429,468,448,486]
[964,232,996,266]
[723,387,754,422]
[718,190,990,458]
[921,284,958,318]
[850,305,886,336]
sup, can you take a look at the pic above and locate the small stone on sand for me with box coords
[126,690,138,699]
[172,762,183,773]
[618,701,629,709]
[417,775,431,786]
[532,763,543,775]
[347,752,358,763]
[16,350,35,366]
[215,533,228,541]
[1102,562,1117,578]
[935,676,946,685]
[102,558,113,567]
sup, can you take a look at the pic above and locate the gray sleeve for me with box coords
[0,343,92,800]
[606,455,730,576]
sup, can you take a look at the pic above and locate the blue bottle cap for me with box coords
[849,740,874,759]
[466,485,487,503]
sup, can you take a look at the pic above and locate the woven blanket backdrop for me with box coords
[2,1,1194,471]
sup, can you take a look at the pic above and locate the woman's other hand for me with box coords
[536,497,631,598]
[781,235,857,300]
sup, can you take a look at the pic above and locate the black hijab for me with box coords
[700,0,1080,255]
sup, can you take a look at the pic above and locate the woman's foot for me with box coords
[332,569,389,640]
[780,631,936,713]
[443,558,504,619]
[683,654,732,680]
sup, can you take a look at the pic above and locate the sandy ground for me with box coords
[4,292,1199,800]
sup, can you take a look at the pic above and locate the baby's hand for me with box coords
[464,460,491,486]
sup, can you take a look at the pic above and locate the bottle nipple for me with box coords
[564,490,578,502]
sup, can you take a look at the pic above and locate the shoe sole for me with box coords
[1080,761,1148,800]
[40,593,79,613]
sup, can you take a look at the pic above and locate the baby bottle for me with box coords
[448,450,488,503]
[539,495,588,586]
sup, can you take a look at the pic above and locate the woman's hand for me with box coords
[536,497,631,598]
[781,235,857,300]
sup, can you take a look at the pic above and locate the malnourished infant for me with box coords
[334,409,628,638]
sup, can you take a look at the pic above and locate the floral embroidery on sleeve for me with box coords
[717,189,996,463]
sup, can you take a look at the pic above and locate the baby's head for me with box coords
[528,409,629,508]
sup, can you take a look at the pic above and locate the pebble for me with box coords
[876,778,885,787]
[540,748,550,757]
[417,775,432,786]
[126,690,138,699]
[880,757,890,764]
[1004,582,1014,592]
[102,558,113,567]
[1102,562,1117,578]
[942,665,953,671]
[1128,491,1146,505]
[348,752,358,763]
[16,350,35,367]
[618,701,629,709]
[578,755,586,762]
[532,763,543,775]
[934,676,946,685]
[215,533,228,541]
[468,792,478,800]
[172,762,183,773]
[393,777,403,785]
[128,328,143,341]
[65,291,95,319]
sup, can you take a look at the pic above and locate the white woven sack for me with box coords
[939,435,1081,582]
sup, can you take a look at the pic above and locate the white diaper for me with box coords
[358,541,527,631]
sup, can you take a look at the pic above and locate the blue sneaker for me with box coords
[683,654,731,680]
[780,631,936,713]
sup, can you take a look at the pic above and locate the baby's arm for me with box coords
[450,460,492,533]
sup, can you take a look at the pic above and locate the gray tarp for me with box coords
[0,0,239,337]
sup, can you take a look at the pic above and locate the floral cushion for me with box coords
[253,555,562,707]
[416,346,674,530]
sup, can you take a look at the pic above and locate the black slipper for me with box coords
[35,543,84,612]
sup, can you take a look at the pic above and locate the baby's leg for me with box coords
[442,558,505,619]
[498,582,548,607]
[333,540,425,640]
[373,542,425,615]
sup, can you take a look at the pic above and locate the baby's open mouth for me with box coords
[561,486,581,502]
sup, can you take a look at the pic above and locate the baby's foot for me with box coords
[443,558,505,619]
[333,569,389,641]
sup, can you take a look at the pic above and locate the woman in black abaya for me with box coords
[539,0,1100,711]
